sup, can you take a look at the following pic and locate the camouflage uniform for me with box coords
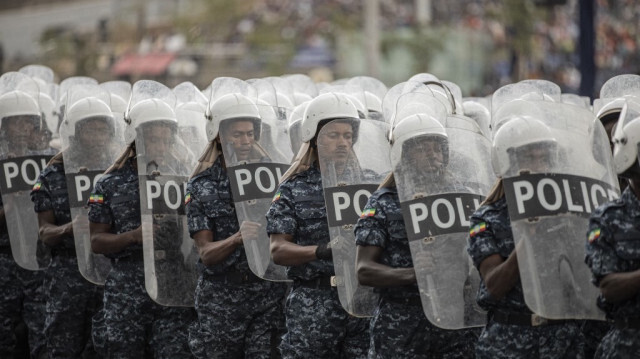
[355,186,477,358]
[29,161,103,358]
[585,187,640,359]
[0,194,46,358]
[88,158,194,359]
[467,197,585,359]
[266,163,369,359]
[185,157,286,359]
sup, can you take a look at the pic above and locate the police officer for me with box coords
[585,104,640,358]
[30,97,110,358]
[88,97,194,358]
[185,93,286,358]
[467,117,585,358]
[355,114,478,358]
[0,87,47,358]
[267,93,369,358]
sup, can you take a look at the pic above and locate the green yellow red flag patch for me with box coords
[89,194,104,204]
[469,222,487,237]
[272,192,281,202]
[588,228,601,243]
[360,208,376,219]
[32,182,42,191]
[184,193,192,205]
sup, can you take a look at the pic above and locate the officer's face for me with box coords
[406,138,444,173]
[142,124,173,161]
[317,122,353,162]
[77,118,111,149]
[221,120,255,161]
[4,115,37,147]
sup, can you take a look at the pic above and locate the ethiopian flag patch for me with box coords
[184,193,192,205]
[272,192,281,202]
[89,194,104,204]
[32,182,42,191]
[588,228,601,243]
[469,222,487,237]
[360,208,376,219]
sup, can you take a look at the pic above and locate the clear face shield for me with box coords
[219,118,261,164]
[136,121,179,174]
[316,119,359,178]
[1,114,42,156]
[507,141,558,176]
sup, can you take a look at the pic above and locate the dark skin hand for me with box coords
[478,250,520,301]
[192,221,261,267]
[37,210,73,247]
[90,222,142,255]
[356,245,416,288]
[598,177,640,303]
[270,233,319,266]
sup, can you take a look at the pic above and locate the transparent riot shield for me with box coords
[174,82,208,161]
[392,115,491,329]
[497,101,619,320]
[0,72,53,270]
[131,81,199,306]
[60,85,121,284]
[248,78,295,163]
[218,103,292,281]
[317,120,391,316]
[382,81,433,125]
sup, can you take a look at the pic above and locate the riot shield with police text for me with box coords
[219,103,292,281]
[317,119,391,316]
[393,115,491,329]
[497,101,618,320]
[0,72,53,270]
[131,81,199,306]
[61,85,122,284]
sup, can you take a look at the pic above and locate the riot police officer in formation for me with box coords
[1,65,640,359]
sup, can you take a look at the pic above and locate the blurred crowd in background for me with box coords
[0,0,638,98]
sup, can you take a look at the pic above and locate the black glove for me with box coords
[315,242,333,260]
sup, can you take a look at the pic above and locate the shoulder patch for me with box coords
[469,222,487,237]
[184,193,192,205]
[588,228,601,243]
[272,192,282,202]
[360,208,376,218]
[32,182,42,191]
[89,194,104,204]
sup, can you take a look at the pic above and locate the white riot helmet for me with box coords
[391,113,449,167]
[301,92,360,143]
[63,97,114,138]
[206,93,261,142]
[125,99,177,144]
[612,99,640,175]
[0,90,42,132]
[491,116,557,177]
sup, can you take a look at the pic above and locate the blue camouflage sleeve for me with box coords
[467,210,500,270]
[266,180,297,236]
[585,215,619,286]
[354,193,387,248]
[185,179,213,237]
[30,171,53,213]
[88,178,112,224]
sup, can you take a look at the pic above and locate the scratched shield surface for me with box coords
[497,100,619,320]
[317,119,391,317]
[393,114,492,329]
